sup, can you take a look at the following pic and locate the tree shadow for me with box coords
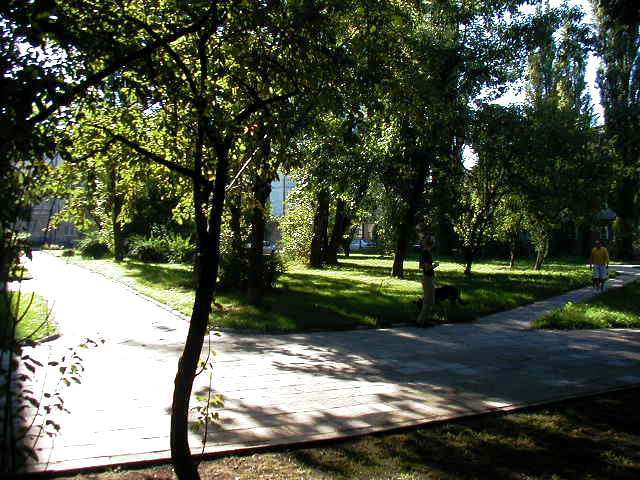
[182,325,640,478]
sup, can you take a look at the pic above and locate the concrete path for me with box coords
[12,253,640,474]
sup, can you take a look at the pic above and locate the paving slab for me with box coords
[7,253,640,474]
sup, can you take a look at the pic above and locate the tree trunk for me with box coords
[170,122,230,479]
[615,216,635,262]
[342,239,351,258]
[509,247,516,269]
[228,191,243,257]
[463,247,474,276]
[170,249,215,480]
[534,239,548,271]
[391,157,426,279]
[107,163,125,261]
[309,189,329,268]
[325,198,351,265]
[391,231,409,278]
[247,174,271,305]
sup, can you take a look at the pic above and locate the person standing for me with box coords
[589,239,610,291]
[417,236,438,325]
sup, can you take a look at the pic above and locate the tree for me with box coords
[454,105,528,275]
[520,4,605,270]
[65,3,355,478]
[592,0,640,259]
[378,0,529,278]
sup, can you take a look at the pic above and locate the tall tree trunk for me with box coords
[509,246,516,269]
[463,246,474,276]
[325,198,351,265]
[228,191,243,257]
[391,224,410,278]
[170,248,215,480]
[247,174,271,305]
[391,160,426,278]
[615,216,635,261]
[309,189,329,268]
[107,163,125,261]
[534,239,548,271]
[170,116,230,479]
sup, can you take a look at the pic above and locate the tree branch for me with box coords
[232,91,299,130]
[99,128,204,183]
[26,9,216,127]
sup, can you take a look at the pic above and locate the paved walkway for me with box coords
[13,253,640,473]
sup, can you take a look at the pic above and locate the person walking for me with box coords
[417,236,438,325]
[589,239,610,291]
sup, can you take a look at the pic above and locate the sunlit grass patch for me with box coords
[534,281,640,330]
[55,251,592,332]
[1,291,55,342]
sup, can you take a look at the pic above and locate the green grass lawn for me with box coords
[1,291,55,342]
[61,387,640,480]
[534,280,640,330]
[54,251,592,332]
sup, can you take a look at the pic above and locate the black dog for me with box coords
[415,285,466,310]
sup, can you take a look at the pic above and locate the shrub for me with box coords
[61,249,75,257]
[127,232,195,264]
[128,236,169,263]
[264,253,286,289]
[277,187,315,262]
[218,254,248,291]
[165,233,196,264]
[77,233,110,259]
[42,243,65,250]
[217,252,285,291]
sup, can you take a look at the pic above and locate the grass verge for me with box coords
[60,387,640,480]
[1,291,55,342]
[534,280,640,329]
[53,252,592,332]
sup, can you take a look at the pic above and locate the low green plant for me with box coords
[127,231,195,264]
[77,232,110,259]
[218,252,286,291]
[61,249,75,257]
[0,291,55,343]
[42,243,65,250]
[535,281,640,329]
[165,233,196,264]
[128,235,169,263]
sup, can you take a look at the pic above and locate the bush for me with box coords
[42,243,65,250]
[264,253,286,289]
[128,236,169,263]
[218,254,248,290]
[77,233,110,259]
[277,187,315,262]
[218,252,286,291]
[61,249,75,257]
[165,233,196,264]
[127,232,195,264]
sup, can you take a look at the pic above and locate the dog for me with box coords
[415,285,466,311]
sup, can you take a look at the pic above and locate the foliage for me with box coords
[127,231,195,264]
[128,236,169,263]
[76,232,110,259]
[454,105,529,273]
[278,186,316,262]
[218,253,285,292]
[517,4,605,269]
[593,0,640,260]
[535,280,640,329]
[165,233,196,264]
[0,292,55,343]
[61,249,75,257]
